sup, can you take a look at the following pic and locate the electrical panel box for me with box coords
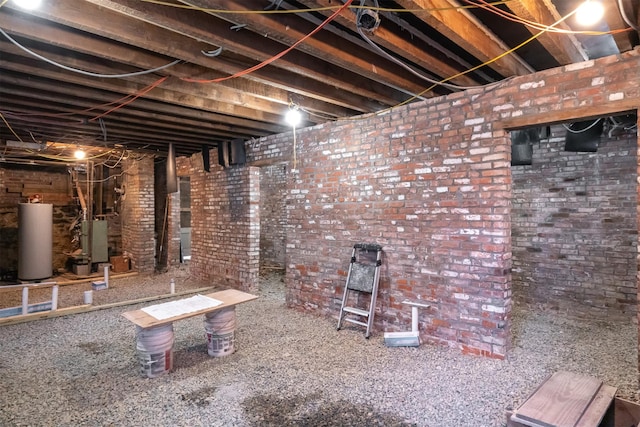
[91,220,109,263]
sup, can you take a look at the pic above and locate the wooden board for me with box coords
[0,304,92,326]
[575,385,616,427]
[511,371,605,427]
[121,289,258,328]
[614,397,640,427]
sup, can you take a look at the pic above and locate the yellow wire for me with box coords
[139,0,516,14]
[137,0,621,37]
[339,2,581,122]
[0,112,24,142]
[464,0,624,36]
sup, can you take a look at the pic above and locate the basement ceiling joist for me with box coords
[0,0,638,158]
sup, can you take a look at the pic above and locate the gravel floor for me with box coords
[0,267,637,427]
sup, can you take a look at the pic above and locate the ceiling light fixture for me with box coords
[575,0,605,26]
[285,105,303,171]
[74,149,86,160]
[285,107,302,128]
[12,0,42,10]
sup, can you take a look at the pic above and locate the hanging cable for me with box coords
[617,0,640,32]
[0,27,181,78]
[342,0,585,122]
[4,83,164,119]
[181,0,354,83]
[357,26,478,91]
[0,112,24,142]
[465,0,631,35]
[89,76,168,121]
[563,118,602,133]
[139,0,515,14]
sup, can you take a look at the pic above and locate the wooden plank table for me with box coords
[122,289,258,376]
[122,289,258,328]
[509,371,617,427]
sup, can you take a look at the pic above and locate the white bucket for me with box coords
[136,324,174,378]
[204,307,236,357]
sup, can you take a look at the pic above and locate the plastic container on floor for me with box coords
[136,324,174,378]
[204,307,236,357]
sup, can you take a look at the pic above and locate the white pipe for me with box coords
[51,285,58,311]
[411,306,419,333]
[103,265,109,288]
[21,286,28,315]
[402,300,430,308]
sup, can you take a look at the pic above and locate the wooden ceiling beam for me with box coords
[179,0,430,98]
[296,0,482,88]
[68,0,406,107]
[1,107,217,146]
[506,0,588,64]
[0,39,292,126]
[0,10,358,119]
[0,96,248,140]
[394,0,534,76]
[0,48,289,133]
[0,73,277,146]
[1,95,257,141]
[605,0,638,52]
[0,109,215,155]
[0,81,270,138]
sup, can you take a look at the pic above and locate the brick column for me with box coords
[121,156,155,272]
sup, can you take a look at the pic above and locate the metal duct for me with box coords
[167,142,178,193]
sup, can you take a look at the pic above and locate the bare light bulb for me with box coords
[13,0,42,10]
[74,149,86,160]
[285,108,302,127]
[575,0,604,26]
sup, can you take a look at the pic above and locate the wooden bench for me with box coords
[508,371,617,427]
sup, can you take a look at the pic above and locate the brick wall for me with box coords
[512,125,637,319]
[259,164,287,268]
[246,49,640,359]
[177,152,260,292]
[0,164,77,276]
[121,156,156,272]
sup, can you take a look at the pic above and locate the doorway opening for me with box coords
[510,114,637,319]
[179,176,191,263]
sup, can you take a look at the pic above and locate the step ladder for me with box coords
[336,243,382,338]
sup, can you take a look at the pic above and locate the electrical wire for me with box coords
[89,76,168,121]
[0,111,24,142]
[0,27,181,78]
[341,0,584,122]
[563,118,602,133]
[139,0,516,14]
[4,81,167,120]
[617,0,640,32]
[181,0,354,83]
[357,26,479,91]
[138,0,627,38]
[353,0,462,92]
[465,0,632,36]
[101,149,127,169]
